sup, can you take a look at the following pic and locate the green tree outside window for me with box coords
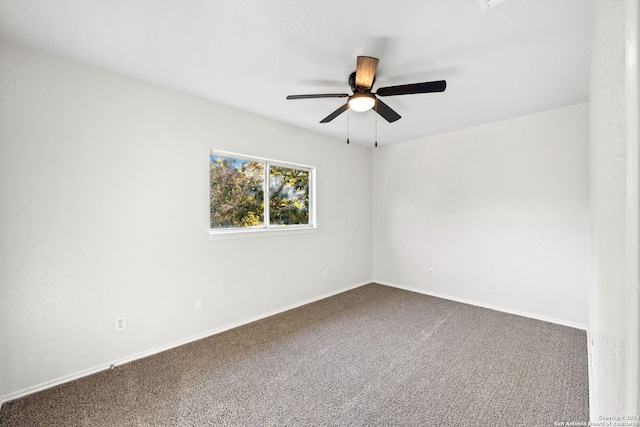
[210,154,311,229]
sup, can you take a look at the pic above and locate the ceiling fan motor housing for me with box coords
[349,71,375,93]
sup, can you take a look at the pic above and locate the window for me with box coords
[209,151,315,235]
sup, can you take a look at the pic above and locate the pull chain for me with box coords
[346,111,350,144]
[375,108,378,147]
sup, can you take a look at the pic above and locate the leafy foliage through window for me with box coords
[210,152,313,231]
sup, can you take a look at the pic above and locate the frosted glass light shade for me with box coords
[348,93,376,112]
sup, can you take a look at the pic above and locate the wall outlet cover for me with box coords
[114,315,127,332]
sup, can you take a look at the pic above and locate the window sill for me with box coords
[208,226,319,240]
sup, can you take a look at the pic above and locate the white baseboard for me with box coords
[375,280,588,330]
[2,280,372,404]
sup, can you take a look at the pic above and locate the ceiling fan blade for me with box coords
[287,93,349,100]
[374,98,401,123]
[376,80,446,97]
[355,56,379,89]
[320,103,349,123]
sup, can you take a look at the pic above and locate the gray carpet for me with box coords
[0,283,589,426]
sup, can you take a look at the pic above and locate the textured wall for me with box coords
[372,104,590,327]
[0,40,372,398]
[589,0,634,417]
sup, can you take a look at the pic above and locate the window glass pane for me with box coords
[210,155,264,228]
[269,165,310,225]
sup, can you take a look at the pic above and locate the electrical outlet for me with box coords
[194,298,203,312]
[428,268,435,277]
[114,315,126,332]
[322,270,328,279]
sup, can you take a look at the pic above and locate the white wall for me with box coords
[372,104,590,327]
[625,0,640,412]
[589,0,640,416]
[0,40,372,398]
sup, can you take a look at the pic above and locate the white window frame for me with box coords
[208,150,317,239]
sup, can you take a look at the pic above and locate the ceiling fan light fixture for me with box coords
[348,93,376,112]
[287,55,446,123]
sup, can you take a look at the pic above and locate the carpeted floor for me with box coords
[0,283,589,426]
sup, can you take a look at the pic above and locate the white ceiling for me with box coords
[0,0,594,146]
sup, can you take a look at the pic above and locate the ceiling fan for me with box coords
[286,56,446,124]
